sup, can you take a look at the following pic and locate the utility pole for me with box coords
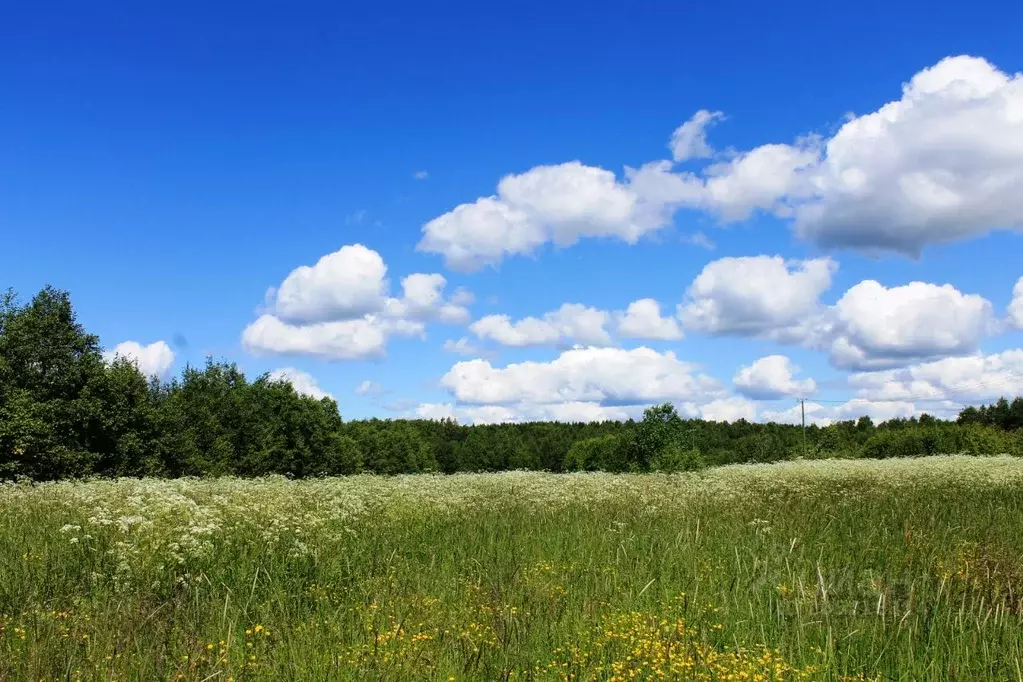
[800,398,806,459]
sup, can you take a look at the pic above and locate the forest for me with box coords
[3,286,1022,481]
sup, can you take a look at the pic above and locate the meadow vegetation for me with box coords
[4,456,1023,680]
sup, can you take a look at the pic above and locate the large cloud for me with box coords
[733,355,816,399]
[267,367,334,400]
[440,346,725,405]
[103,340,175,378]
[678,256,836,335]
[791,56,1023,253]
[823,280,994,370]
[243,244,469,360]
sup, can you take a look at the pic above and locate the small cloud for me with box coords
[683,231,716,250]
[355,380,383,396]
[413,170,429,180]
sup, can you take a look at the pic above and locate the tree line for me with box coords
[2,286,1022,481]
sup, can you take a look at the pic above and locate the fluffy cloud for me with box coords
[670,110,724,162]
[417,161,702,271]
[701,141,821,221]
[1010,277,1023,329]
[614,299,683,341]
[243,244,468,360]
[733,355,816,399]
[440,346,724,405]
[267,367,334,400]
[103,341,175,378]
[678,263,995,370]
[849,349,1023,404]
[679,256,836,335]
[470,303,612,347]
[270,244,388,324]
[242,314,423,361]
[791,56,1023,253]
[824,281,994,370]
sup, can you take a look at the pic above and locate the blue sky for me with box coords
[3,1,1023,424]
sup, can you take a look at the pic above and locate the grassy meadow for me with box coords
[3,456,1023,680]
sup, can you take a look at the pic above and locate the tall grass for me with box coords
[3,455,1023,680]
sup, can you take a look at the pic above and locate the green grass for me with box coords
[3,455,1023,680]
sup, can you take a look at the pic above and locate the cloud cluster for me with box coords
[677,254,995,371]
[103,341,175,378]
[243,244,470,360]
[418,56,1023,270]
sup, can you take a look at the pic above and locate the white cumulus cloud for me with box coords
[679,256,836,335]
[417,161,702,271]
[733,355,816,399]
[614,299,683,341]
[824,280,994,370]
[242,314,423,361]
[243,244,468,360]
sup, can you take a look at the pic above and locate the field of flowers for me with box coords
[3,455,1023,680]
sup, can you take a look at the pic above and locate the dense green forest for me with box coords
[2,286,1022,480]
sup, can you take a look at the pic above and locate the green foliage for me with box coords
[564,434,630,472]
[650,442,705,472]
